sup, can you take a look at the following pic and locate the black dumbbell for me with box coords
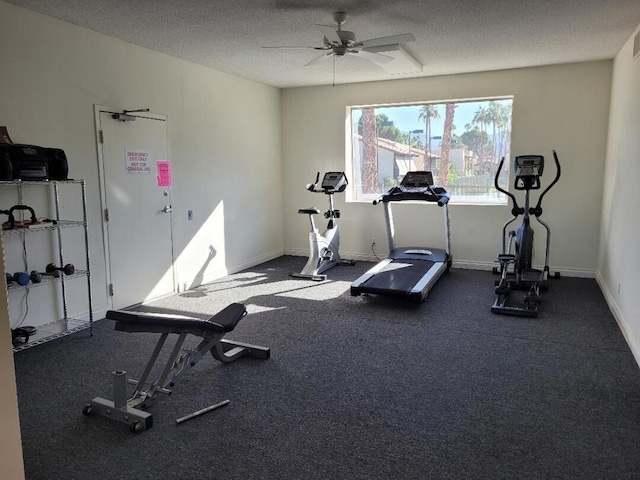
[46,263,75,276]
[12,326,37,347]
[29,271,43,283]
[33,270,60,280]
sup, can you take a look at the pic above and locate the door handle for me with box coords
[161,205,172,213]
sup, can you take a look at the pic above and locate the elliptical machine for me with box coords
[291,171,355,281]
[492,151,561,317]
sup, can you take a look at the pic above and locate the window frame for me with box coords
[346,96,514,206]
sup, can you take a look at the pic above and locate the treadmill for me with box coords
[350,171,452,302]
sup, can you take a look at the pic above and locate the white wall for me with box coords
[0,0,631,473]
[0,1,283,329]
[282,62,612,275]
[598,23,640,365]
[0,3,283,473]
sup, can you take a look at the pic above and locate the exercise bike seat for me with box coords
[106,303,247,336]
[298,208,321,215]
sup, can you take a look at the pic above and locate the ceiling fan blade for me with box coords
[315,24,342,45]
[262,46,326,49]
[348,50,394,64]
[357,33,415,49]
[304,52,333,66]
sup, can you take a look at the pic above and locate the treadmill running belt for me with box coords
[361,260,436,296]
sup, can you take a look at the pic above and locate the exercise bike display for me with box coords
[290,171,355,281]
[492,151,561,317]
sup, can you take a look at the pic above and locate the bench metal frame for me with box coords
[83,303,270,432]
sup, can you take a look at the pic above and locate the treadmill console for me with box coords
[321,172,348,193]
[380,171,450,206]
[400,171,434,189]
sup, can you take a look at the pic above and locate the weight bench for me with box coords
[83,302,270,433]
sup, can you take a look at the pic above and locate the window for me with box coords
[348,97,513,204]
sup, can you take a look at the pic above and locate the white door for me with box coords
[96,108,175,309]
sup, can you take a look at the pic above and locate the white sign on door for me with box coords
[125,149,152,174]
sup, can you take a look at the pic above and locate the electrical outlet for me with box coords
[618,282,621,295]
[372,237,376,244]
[188,210,193,220]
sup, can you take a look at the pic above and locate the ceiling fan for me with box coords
[263,11,416,69]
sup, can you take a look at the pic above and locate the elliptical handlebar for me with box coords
[533,150,561,214]
[495,151,561,218]
[495,157,520,212]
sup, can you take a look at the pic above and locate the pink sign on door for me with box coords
[157,160,172,187]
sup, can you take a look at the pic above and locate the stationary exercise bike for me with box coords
[290,171,355,281]
[492,151,561,317]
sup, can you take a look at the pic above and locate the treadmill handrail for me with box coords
[378,186,449,205]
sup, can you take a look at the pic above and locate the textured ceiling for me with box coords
[6,0,640,88]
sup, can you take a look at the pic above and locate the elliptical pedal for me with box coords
[522,269,543,282]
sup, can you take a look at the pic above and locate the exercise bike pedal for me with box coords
[321,249,334,261]
[497,254,516,263]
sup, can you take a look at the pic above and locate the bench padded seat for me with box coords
[106,302,247,335]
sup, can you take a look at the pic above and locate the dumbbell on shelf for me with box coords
[30,269,60,281]
[12,326,38,347]
[28,270,46,282]
[5,264,76,287]
[46,263,75,276]
[5,272,30,286]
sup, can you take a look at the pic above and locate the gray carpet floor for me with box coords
[13,256,640,479]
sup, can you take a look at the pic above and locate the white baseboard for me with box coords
[451,260,494,271]
[596,272,640,369]
[284,248,381,263]
[453,260,595,278]
[196,249,285,287]
[92,307,109,321]
[286,251,596,278]
[228,249,286,274]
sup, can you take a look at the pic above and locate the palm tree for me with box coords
[496,102,512,160]
[418,105,441,170]
[439,103,456,186]
[487,101,501,163]
[361,108,378,194]
[472,106,491,162]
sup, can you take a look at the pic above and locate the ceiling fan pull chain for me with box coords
[333,55,336,87]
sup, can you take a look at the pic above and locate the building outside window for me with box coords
[348,97,513,204]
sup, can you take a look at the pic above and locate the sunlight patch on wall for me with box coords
[173,200,226,292]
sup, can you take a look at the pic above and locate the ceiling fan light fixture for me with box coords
[332,11,348,26]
